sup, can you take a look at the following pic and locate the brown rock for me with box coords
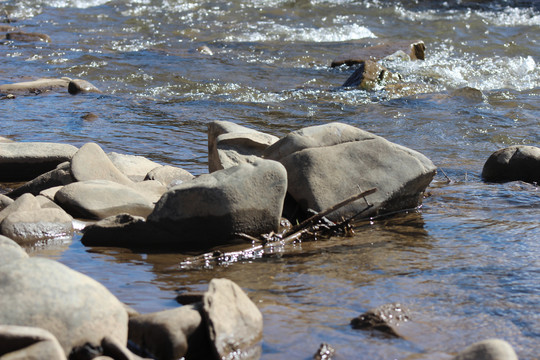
[342,60,400,89]
[6,31,51,43]
[331,40,425,67]
[350,303,410,338]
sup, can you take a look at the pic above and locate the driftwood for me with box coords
[180,188,377,268]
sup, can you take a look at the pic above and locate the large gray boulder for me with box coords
[55,180,154,220]
[203,278,263,360]
[70,143,133,185]
[107,152,161,182]
[148,159,287,248]
[0,235,28,265]
[208,121,279,172]
[128,305,204,360]
[481,145,540,183]
[0,325,66,360]
[6,161,73,198]
[451,339,518,360]
[0,142,77,181]
[145,165,195,188]
[263,123,436,221]
[0,257,128,356]
[0,208,73,244]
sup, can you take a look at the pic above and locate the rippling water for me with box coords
[1,0,539,359]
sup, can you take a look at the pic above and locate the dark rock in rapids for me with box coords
[0,208,73,244]
[208,120,279,172]
[55,180,154,220]
[147,158,287,249]
[144,165,195,188]
[451,339,518,360]
[128,304,205,360]
[331,39,425,67]
[0,235,28,265]
[350,303,411,338]
[0,325,66,360]
[0,78,70,95]
[341,60,400,90]
[313,343,336,360]
[0,142,77,181]
[70,142,134,186]
[481,145,540,184]
[263,122,436,222]
[6,161,73,198]
[67,79,101,95]
[0,257,128,356]
[203,278,263,360]
[6,31,51,43]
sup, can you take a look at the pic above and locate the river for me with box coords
[1,0,539,359]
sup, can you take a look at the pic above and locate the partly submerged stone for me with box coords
[0,78,69,95]
[55,180,154,220]
[0,142,77,181]
[0,325,66,360]
[148,159,287,249]
[0,208,74,244]
[208,120,279,172]
[128,304,204,360]
[350,303,411,338]
[264,122,436,221]
[481,145,540,184]
[341,60,400,89]
[331,40,425,67]
[451,339,518,360]
[70,143,134,185]
[68,79,101,95]
[5,31,51,43]
[0,257,128,356]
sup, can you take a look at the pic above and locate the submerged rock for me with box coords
[0,325,66,360]
[331,40,425,67]
[203,278,263,360]
[350,303,411,338]
[451,339,518,360]
[148,158,287,249]
[0,142,77,181]
[0,257,128,356]
[5,31,51,42]
[0,78,70,95]
[481,145,540,184]
[264,123,436,221]
[208,120,279,172]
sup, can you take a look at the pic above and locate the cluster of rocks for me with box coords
[0,235,263,359]
[1,121,438,249]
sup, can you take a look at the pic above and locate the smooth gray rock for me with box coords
[350,303,411,338]
[0,208,74,244]
[70,143,133,185]
[331,39,425,67]
[68,79,101,95]
[0,257,128,356]
[482,145,540,183]
[0,194,14,211]
[0,325,66,360]
[39,186,64,202]
[203,278,263,360]
[0,78,67,95]
[451,339,518,360]
[148,159,287,249]
[55,180,154,220]
[128,305,204,360]
[129,180,167,204]
[0,142,77,181]
[208,121,279,173]
[0,235,28,265]
[6,161,73,198]
[108,152,161,182]
[144,165,195,188]
[35,195,65,211]
[0,193,41,224]
[264,123,436,221]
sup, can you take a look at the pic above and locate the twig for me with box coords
[439,168,453,183]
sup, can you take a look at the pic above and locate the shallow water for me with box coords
[1,0,539,358]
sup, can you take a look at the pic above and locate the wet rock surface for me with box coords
[481,145,540,183]
[350,303,411,338]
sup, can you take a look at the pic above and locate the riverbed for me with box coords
[1,0,539,358]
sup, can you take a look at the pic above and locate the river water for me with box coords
[1,0,539,359]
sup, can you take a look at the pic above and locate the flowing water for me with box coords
[1,0,539,358]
